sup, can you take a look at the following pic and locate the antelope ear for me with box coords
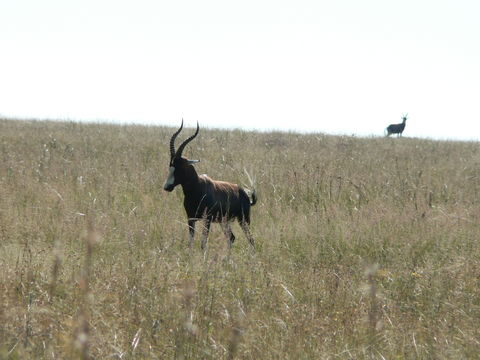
[188,159,200,164]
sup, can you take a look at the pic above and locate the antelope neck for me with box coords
[181,166,201,194]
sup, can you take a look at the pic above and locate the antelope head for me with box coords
[163,120,200,192]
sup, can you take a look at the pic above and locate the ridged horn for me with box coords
[175,121,199,158]
[169,119,184,158]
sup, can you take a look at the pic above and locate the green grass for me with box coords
[1,118,480,359]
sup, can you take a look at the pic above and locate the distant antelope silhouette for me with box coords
[386,114,408,137]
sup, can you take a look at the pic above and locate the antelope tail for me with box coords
[244,168,257,206]
[250,189,257,206]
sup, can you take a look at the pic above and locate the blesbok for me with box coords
[386,114,408,137]
[163,120,257,249]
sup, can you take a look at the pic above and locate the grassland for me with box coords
[0,118,479,359]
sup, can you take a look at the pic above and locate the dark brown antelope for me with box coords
[163,120,257,249]
[386,114,408,137]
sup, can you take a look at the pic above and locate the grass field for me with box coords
[1,118,479,359]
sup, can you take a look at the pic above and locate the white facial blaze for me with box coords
[163,166,176,189]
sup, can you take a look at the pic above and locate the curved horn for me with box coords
[176,121,199,158]
[169,119,184,158]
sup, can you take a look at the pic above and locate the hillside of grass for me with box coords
[1,118,480,359]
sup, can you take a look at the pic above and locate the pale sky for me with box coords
[1,0,479,139]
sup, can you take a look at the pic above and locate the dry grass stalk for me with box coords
[74,216,98,360]
[365,264,381,335]
[49,239,62,302]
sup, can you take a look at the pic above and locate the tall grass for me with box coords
[1,118,479,359]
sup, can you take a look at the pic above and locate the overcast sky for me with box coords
[1,0,479,139]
